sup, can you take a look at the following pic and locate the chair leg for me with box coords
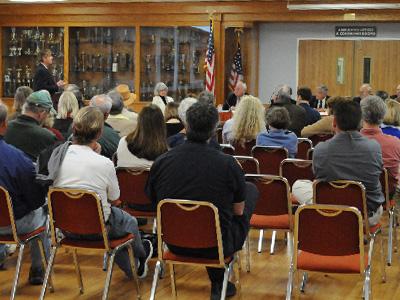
[38,238,54,293]
[270,230,277,255]
[103,252,108,271]
[393,211,398,253]
[72,249,84,294]
[152,218,157,234]
[379,235,386,283]
[245,237,250,273]
[149,261,162,300]
[234,255,242,299]
[220,265,231,300]
[300,272,308,293]
[286,264,295,300]
[127,244,141,300]
[102,251,116,300]
[10,243,25,300]
[39,246,58,300]
[363,267,371,300]
[387,210,394,266]
[169,263,177,299]
[257,230,264,253]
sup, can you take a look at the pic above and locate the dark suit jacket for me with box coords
[222,93,239,110]
[310,96,330,109]
[33,63,58,95]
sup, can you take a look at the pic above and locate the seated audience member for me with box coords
[301,96,350,138]
[313,101,384,225]
[390,84,400,100]
[106,90,138,137]
[354,83,373,103]
[89,94,120,159]
[271,86,306,136]
[257,106,298,158]
[311,84,329,110]
[167,97,198,148]
[271,84,296,105]
[53,91,79,140]
[146,103,259,299]
[382,100,400,138]
[4,90,57,160]
[223,81,247,110]
[117,105,167,169]
[152,82,174,115]
[376,90,389,102]
[360,96,400,197]
[9,86,33,121]
[164,102,184,137]
[53,106,152,278]
[115,84,136,110]
[296,86,321,126]
[198,90,216,106]
[0,103,50,283]
[222,95,265,145]
[63,84,84,108]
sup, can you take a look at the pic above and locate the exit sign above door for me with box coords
[335,26,377,37]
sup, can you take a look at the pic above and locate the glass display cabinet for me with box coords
[2,26,64,97]
[69,27,135,100]
[140,26,209,101]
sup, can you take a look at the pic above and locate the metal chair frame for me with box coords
[296,138,313,160]
[279,158,314,188]
[220,144,235,155]
[251,145,289,176]
[39,188,141,300]
[233,156,260,174]
[149,199,241,300]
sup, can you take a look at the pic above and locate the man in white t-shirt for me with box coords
[53,106,152,278]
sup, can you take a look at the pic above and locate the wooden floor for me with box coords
[1,218,400,300]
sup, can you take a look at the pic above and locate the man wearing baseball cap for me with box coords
[5,90,57,160]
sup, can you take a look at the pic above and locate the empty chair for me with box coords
[245,175,292,271]
[234,156,260,174]
[150,199,241,300]
[251,146,288,175]
[0,186,51,300]
[296,138,313,160]
[286,204,371,299]
[40,188,141,300]
[309,133,333,147]
[220,144,235,155]
[231,140,256,156]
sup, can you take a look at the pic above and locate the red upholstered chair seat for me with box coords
[61,233,134,250]
[162,250,233,265]
[297,250,368,274]
[0,226,46,243]
[250,214,291,229]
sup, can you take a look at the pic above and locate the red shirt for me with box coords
[361,127,400,192]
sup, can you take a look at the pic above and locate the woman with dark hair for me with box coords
[116,104,168,169]
[164,102,184,137]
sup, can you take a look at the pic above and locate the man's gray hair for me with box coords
[198,91,214,105]
[178,97,198,125]
[360,95,387,125]
[22,102,48,114]
[0,102,8,124]
[90,94,112,115]
[237,81,247,92]
[107,90,124,115]
[317,84,328,94]
[154,82,168,96]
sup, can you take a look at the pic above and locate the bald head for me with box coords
[360,84,372,99]
[234,81,247,97]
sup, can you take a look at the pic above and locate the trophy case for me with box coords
[2,26,64,97]
[140,26,209,102]
[69,27,135,100]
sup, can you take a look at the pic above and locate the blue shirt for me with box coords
[256,129,298,158]
[0,137,46,220]
[381,125,400,139]
[299,103,321,126]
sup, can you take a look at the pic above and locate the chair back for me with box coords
[157,199,225,265]
[380,168,391,210]
[219,111,233,122]
[245,175,292,227]
[296,138,313,160]
[280,159,314,187]
[313,180,369,233]
[307,148,314,160]
[116,168,152,207]
[251,146,288,175]
[234,156,260,174]
[232,140,256,156]
[0,186,18,243]
[48,188,109,249]
[220,144,235,155]
[309,134,333,147]
[216,128,223,144]
[294,204,364,273]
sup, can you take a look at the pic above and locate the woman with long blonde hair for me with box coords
[222,95,265,146]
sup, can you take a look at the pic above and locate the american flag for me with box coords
[229,42,243,91]
[205,19,215,95]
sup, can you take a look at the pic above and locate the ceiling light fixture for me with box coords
[287,3,400,10]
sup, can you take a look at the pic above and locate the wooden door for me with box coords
[298,40,355,97]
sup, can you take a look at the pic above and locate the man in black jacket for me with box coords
[33,49,65,95]
[0,103,49,284]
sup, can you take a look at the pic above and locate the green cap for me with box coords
[27,90,56,114]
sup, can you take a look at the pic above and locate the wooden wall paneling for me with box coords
[353,40,400,96]
[63,26,69,85]
[0,26,3,100]
[134,26,141,103]
[223,27,235,103]
[213,14,224,106]
[298,40,354,98]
